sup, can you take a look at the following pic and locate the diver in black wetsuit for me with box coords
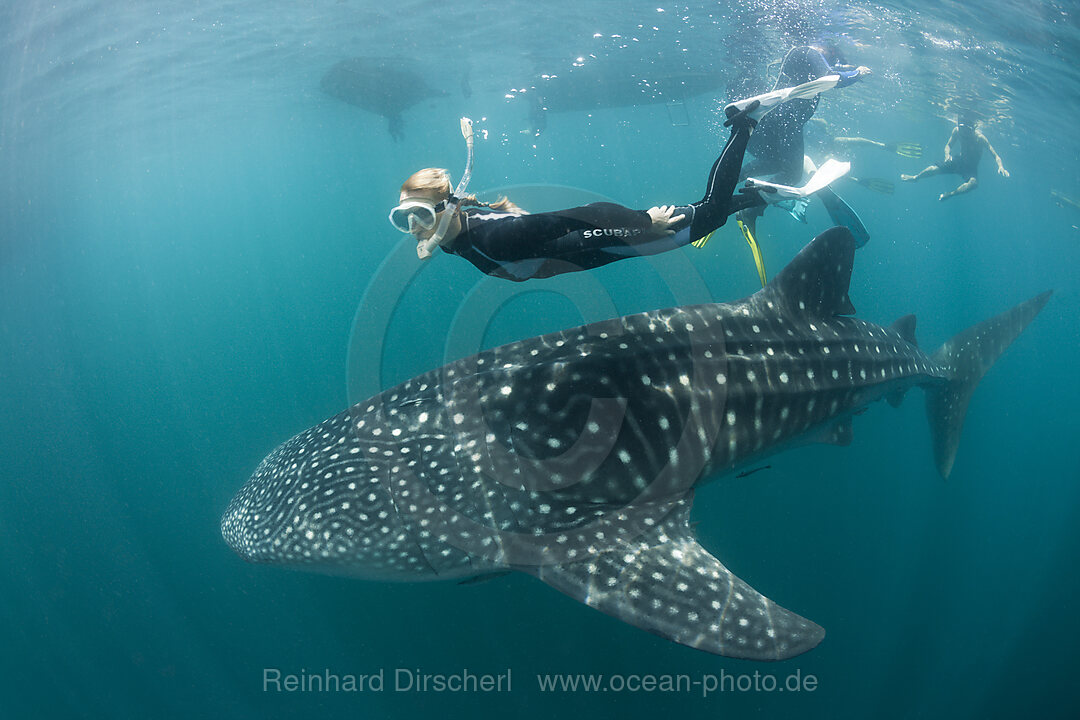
[439,115,767,282]
[390,116,767,282]
[387,81,847,282]
[736,42,871,233]
[742,43,871,185]
[901,113,1009,201]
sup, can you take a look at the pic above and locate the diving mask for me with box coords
[388,198,452,234]
[397,117,474,260]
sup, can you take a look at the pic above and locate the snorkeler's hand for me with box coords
[998,165,1010,178]
[855,66,872,77]
[647,205,686,234]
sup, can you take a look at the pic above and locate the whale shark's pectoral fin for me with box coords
[523,498,824,660]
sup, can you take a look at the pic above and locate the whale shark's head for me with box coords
[222,306,727,586]
[220,410,447,581]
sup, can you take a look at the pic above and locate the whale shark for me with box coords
[222,227,1050,661]
[510,60,727,135]
[320,57,448,141]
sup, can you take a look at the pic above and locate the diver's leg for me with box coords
[738,113,784,182]
[731,129,803,234]
[668,115,755,243]
[939,176,977,201]
[731,152,776,234]
[901,165,941,182]
[699,115,755,210]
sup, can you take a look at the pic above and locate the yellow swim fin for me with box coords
[691,230,715,249]
[738,219,767,287]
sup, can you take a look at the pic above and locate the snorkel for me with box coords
[416,117,475,259]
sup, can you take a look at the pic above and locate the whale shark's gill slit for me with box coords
[382,460,439,577]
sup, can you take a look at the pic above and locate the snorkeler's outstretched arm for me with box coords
[834,136,885,149]
[977,129,1009,177]
[943,127,959,163]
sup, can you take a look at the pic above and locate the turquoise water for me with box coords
[2,1,1078,717]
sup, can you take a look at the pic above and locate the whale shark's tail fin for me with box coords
[925,291,1052,479]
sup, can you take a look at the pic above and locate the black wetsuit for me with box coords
[442,118,764,281]
[941,124,983,179]
[741,46,862,185]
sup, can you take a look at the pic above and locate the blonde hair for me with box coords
[399,168,527,214]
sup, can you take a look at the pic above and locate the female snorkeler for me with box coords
[388,78,850,282]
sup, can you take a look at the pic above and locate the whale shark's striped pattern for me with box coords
[222,227,1049,660]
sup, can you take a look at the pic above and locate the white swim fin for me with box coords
[799,158,851,196]
[744,157,851,202]
[724,74,841,123]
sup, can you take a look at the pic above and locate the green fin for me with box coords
[818,187,870,248]
[888,141,923,159]
[849,176,895,195]
[738,219,767,287]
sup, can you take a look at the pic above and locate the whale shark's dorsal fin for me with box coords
[525,495,824,661]
[760,226,857,318]
[890,314,918,347]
